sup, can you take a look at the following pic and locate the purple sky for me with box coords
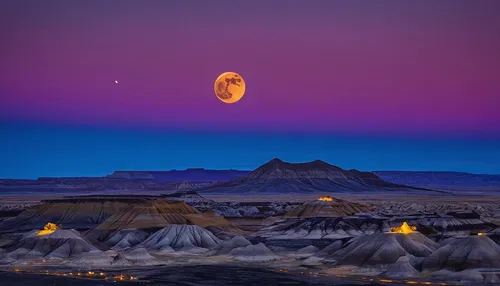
[1,0,500,135]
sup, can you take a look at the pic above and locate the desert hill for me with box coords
[0,197,239,241]
[209,236,252,255]
[385,256,420,278]
[199,158,444,194]
[0,198,134,232]
[105,229,150,249]
[422,235,500,271]
[227,242,280,262]
[1,228,105,262]
[137,224,220,250]
[256,215,390,240]
[328,232,438,266]
[87,199,236,241]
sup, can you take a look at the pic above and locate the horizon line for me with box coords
[2,165,499,181]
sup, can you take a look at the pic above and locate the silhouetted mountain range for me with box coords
[3,159,498,195]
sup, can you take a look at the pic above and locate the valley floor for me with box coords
[0,264,462,286]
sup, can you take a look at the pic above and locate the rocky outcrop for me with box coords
[385,256,419,278]
[68,251,116,267]
[257,216,390,240]
[112,253,133,267]
[105,229,149,249]
[422,236,500,271]
[227,243,280,262]
[328,232,438,266]
[208,236,251,255]
[1,229,104,262]
[137,225,220,250]
[315,240,346,257]
[121,247,162,265]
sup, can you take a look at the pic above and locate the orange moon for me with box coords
[214,72,246,104]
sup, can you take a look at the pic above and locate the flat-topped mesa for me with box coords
[199,158,443,194]
[387,222,417,235]
[246,158,348,180]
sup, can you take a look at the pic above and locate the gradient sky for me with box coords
[1,0,500,178]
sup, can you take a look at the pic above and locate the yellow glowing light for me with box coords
[318,196,333,202]
[388,222,417,234]
[477,232,486,236]
[37,222,59,236]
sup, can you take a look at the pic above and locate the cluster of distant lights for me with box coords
[13,269,137,282]
[10,268,455,285]
[276,269,449,285]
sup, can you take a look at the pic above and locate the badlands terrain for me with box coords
[0,159,499,285]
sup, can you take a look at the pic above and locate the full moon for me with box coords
[214,72,245,104]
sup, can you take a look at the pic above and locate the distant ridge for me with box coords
[107,169,250,182]
[375,171,500,192]
[198,158,445,194]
